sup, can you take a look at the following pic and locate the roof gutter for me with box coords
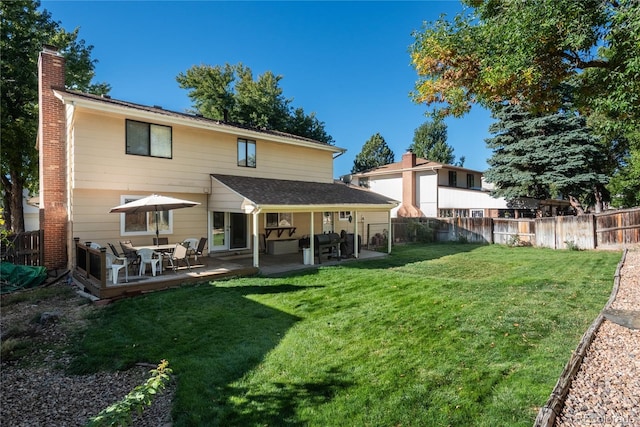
[248,203,398,214]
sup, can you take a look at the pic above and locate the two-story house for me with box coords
[350,152,509,219]
[37,46,397,273]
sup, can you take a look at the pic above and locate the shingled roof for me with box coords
[53,88,341,150]
[211,174,398,209]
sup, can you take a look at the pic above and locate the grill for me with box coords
[313,233,341,263]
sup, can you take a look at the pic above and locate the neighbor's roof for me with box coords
[211,174,398,212]
[353,157,483,176]
[52,88,345,154]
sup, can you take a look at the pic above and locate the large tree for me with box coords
[176,63,334,144]
[351,133,395,173]
[410,0,640,205]
[1,0,109,232]
[408,116,464,165]
[484,103,609,213]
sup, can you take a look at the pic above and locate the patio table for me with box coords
[132,244,177,253]
[132,244,179,273]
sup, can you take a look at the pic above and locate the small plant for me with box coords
[565,240,580,251]
[87,360,173,427]
[506,234,521,247]
[456,232,469,244]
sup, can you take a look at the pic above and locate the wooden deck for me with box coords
[74,249,387,300]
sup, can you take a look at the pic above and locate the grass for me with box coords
[68,243,621,426]
[1,284,81,363]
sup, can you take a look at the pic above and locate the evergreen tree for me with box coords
[352,133,395,173]
[485,103,609,213]
[408,117,464,166]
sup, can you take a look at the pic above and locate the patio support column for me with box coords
[388,211,392,254]
[309,211,315,265]
[354,210,359,258]
[252,211,259,268]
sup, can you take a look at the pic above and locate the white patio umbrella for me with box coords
[109,194,200,242]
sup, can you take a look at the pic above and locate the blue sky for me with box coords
[40,0,495,177]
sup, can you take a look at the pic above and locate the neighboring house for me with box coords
[37,46,397,271]
[23,190,39,232]
[350,152,509,219]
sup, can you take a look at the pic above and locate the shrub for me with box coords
[87,360,173,427]
[406,219,435,243]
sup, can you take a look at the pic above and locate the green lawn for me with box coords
[70,244,621,426]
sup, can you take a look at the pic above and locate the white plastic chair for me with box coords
[138,248,162,276]
[106,253,128,284]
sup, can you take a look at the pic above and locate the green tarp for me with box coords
[0,262,47,294]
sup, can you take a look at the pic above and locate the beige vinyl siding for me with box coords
[72,110,334,193]
[361,211,390,226]
[71,189,208,248]
[209,180,247,213]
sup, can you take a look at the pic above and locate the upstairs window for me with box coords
[238,138,256,167]
[126,119,172,158]
[448,171,457,187]
[467,174,475,189]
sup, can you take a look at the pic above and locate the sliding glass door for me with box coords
[211,211,248,251]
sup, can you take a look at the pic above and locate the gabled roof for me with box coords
[353,157,484,176]
[52,88,345,154]
[211,174,398,213]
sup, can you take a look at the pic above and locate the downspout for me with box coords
[354,210,359,258]
[252,211,259,268]
[309,211,315,265]
[388,211,392,254]
[205,183,211,255]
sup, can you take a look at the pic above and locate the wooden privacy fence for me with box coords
[596,208,640,247]
[392,207,640,249]
[0,230,44,266]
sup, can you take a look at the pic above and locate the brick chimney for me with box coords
[397,151,423,217]
[38,45,68,269]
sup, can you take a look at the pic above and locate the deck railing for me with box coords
[74,238,108,291]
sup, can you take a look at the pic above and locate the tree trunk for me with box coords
[592,186,604,213]
[568,195,586,215]
[3,170,26,233]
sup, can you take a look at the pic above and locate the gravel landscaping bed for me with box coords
[556,250,640,427]
[0,282,173,426]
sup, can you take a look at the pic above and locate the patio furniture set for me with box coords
[95,237,207,284]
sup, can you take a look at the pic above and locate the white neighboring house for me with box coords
[350,152,509,219]
[24,190,39,231]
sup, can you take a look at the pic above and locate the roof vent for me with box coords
[153,105,163,109]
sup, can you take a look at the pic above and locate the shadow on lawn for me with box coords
[218,367,354,426]
[70,283,342,425]
[280,243,486,279]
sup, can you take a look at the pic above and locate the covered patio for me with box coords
[209,174,399,268]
